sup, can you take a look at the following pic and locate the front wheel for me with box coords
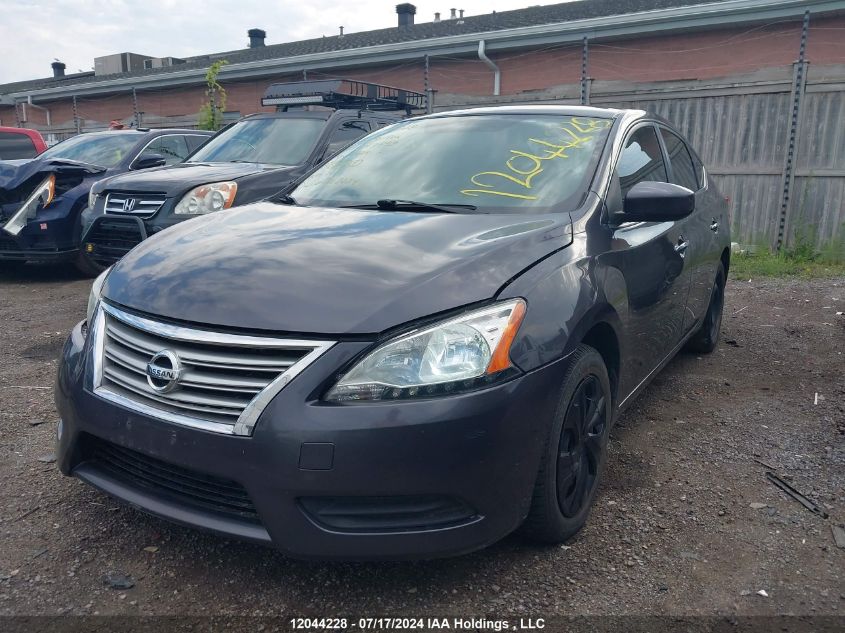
[0,260,27,274]
[74,251,106,277]
[685,262,725,354]
[520,344,612,543]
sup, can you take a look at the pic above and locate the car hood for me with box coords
[0,158,104,190]
[103,203,572,335]
[99,162,292,195]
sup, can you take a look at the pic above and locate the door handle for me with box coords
[675,237,689,256]
[710,220,719,232]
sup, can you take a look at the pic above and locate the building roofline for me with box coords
[3,0,842,104]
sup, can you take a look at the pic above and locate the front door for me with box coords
[609,124,694,393]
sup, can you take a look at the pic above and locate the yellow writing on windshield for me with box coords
[460,118,611,201]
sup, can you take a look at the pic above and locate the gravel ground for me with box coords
[0,264,843,621]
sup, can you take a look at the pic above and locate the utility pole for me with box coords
[580,36,590,106]
[132,87,141,127]
[72,95,80,134]
[424,54,433,114]
[776,10,810,252]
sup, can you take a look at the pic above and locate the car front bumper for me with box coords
[81,208,184,267]
[0,209,80,262]
[55,320,571,560]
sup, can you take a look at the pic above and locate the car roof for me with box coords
[76,129,210,138]
[0,126,46,137]
[145,128,214,134]
[423,105,638,120]
[242,110,402,122]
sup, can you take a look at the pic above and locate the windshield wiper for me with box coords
[343,199,479,214]
[272,193,298,205]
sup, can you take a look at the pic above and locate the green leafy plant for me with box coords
[730,237,845,279]
[197,60,228,131]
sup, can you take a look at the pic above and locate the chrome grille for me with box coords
[90,303,334,436]
[104,192,167,218]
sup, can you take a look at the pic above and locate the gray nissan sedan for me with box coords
[55,106,729,559]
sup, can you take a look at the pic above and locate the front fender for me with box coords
[499,237,619,372]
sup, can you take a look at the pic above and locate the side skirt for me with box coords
[614,317,704,418]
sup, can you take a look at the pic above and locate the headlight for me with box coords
[325,299,526,402]
[2,174,54,236]
[173,181,237,215]
[86,267,111,325]
[88,189,99,210]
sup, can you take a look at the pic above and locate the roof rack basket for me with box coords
[261,79,426,114]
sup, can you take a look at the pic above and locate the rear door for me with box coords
[609,123,694,386]
[658,126,715,330]
[184,134,210,153]
[141,134,191,166]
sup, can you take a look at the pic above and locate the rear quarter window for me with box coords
[0,132,38,160]
[185,134,210,152]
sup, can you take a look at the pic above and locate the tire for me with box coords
[74,251,106,277]
[520,344,612,543]
[0,260,27,273]
[685,262,725,354]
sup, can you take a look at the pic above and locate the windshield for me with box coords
[188,117,325,165]
[291,114,612,213]
[39,133,140,168]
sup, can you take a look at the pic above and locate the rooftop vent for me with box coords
[51,61,66,78]
[396,3,416,28]
[248,28,266,48]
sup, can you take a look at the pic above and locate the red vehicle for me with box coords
[0,127,48,160]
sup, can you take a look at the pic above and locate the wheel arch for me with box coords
[564,307,623,413]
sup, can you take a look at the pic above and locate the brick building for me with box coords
[0,0,842,132]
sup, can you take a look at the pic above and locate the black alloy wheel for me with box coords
[521,344,611,543]
[557,375,607,518]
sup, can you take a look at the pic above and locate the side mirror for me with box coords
[622,181,695,222]
[131,152,166,170]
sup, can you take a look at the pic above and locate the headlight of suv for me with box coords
[86,267,111,325]
[325,299,526,402]
[173,181,237,215]
[88,188,99,210]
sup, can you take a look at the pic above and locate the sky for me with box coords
[0,0,570,84]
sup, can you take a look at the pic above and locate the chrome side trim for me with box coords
[91,302,335,436]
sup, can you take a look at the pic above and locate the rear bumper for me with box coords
[55,320,571,560]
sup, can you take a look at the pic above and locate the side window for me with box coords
[185,134,210,153]
[0,132,38,160]
[144,135,189,164]
[324,121,370,158]
[617,125,668,199]
[659,128,699,191]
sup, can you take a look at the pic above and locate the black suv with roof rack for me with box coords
[80,79,424,269]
